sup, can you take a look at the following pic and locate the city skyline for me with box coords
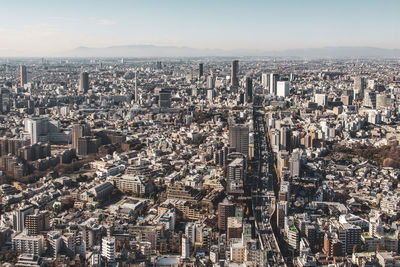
[1,0,399,56]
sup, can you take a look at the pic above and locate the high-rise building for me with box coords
[231,60,239,87]
[269,73,278,96]
[72,123,90,153]
[134,71,138,103]
[25,211,49,236]
[376,93,389,110]
[218,199,235,231]
[245,77,253,103]
[229,125,249,156]
[13,205,34,232]
[77,136,100,156]
[79,72,89,93]
[47,231,61,258]
[227,157,245,193]
[207,76,215,89]
[199,63,204,77]
[25,117,48,144]
[0,88,11,114]
[101,236,116,263]
[353,77,365,100]
[20,65,27,87]
[339,223,361,254]
[159,90,171,108]
[363,90,376,109]
[315,93,328,107]
[277,81,290,98]
[261,73,269,90]
[227,217,242,241]
[182,235,190,258]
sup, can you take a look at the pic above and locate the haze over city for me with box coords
[1,0,400,56]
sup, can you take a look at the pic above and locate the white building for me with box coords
[277,81,290,98]
[181,235,190,258]
[101,236,116,263]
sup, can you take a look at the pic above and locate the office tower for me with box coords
[229,125,249,156]
[156,61,162,69]
[47,231,61,258]
[77,136,100,156]
[353,77,365,100]
[269,73,278,96]
[261,73,269,89]
[245,77,253,103]
[24,117,49,144]
[218,199,235,231]
[277,81,290,98]
[79,71,89,93]
[363,91,376,109]
[101,236,116,263]
[376,94,389,110]
[13,205,34,232]
[341,92,353,106]
[279,126,290,151]
[207,89,214,100]
[20,65,27,87]
[159,90,171,108]
[199,63,204,77]
[231,60,239,87]
[181,235,190,258]
[72,124,83,151]
[289,150,300,178]
[315,93,328,106]
[0,88,11,114]
[134,71,138,103]
[207,75,215,89]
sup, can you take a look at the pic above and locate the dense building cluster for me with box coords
[0,57,399,266]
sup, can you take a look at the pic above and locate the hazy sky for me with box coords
[1,0,399,55]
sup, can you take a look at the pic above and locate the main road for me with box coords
[251,103,286,266]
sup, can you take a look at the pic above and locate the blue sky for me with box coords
[1,0,399,55]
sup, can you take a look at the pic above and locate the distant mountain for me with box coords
[61,45,400,58]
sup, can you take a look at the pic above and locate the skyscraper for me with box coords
[217,199,235,231]
[159,90,171,108]
[245,77,253,103]
[72,123,90,152]
[229,125,249,156]
[79,72,89,93]
[20,65,27,87]
[207,76,215,89]
[231,60,239,87]
[261,73,269,90]
[134,71,138,103]
[269,73,278,96]
[277,81,289,98]
[353,76,365,100]
[199,63,204,77]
